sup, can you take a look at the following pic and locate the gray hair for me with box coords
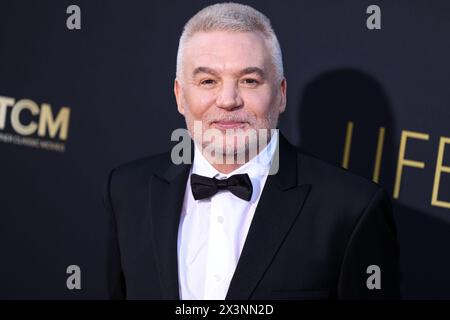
[176,2,284,82]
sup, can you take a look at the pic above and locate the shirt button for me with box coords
[217,216,224,224]
[214,274,222,282]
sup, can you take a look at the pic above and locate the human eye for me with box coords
[199,78,217,87]
[241,78,260,87]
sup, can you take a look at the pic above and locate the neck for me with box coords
[202,152,253,174]
[211,156,250,174]
[212,163,243,174]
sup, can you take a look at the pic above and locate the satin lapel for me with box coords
[225,134,311,300]
[149,160,190,300]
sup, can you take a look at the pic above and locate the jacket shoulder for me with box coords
[297,148,382,197]
[113,151,173,177]
[293,146,395,261]
[106,151,174,197]
[294,146,385,212]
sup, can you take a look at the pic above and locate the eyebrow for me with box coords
[192,66,266,79]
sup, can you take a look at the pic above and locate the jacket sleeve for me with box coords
[102,168,126,299]
[337,188,401,299]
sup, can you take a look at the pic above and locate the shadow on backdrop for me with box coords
[297,69,450,299]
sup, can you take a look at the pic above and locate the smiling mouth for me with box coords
[211,120,248,130]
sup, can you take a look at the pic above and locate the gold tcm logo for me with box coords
[0,95,71,152]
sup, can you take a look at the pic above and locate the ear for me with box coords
[278,78,287,114]
[174,78,185,115]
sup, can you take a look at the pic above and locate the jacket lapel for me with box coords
[149,134,311,300]
[149,158,190,300]
[225,134,311,300]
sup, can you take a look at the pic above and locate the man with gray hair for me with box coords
[103,2,400,300]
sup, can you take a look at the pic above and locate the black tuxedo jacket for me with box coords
[102,134,400,300]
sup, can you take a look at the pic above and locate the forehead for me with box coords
[183,30,271,74]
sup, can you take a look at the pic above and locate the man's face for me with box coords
[174,30,286,159]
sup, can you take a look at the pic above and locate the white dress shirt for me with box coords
[177,131,279,300]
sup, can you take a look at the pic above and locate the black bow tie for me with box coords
[190,173,253,201]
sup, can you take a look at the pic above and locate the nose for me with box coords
[216,81,243,111]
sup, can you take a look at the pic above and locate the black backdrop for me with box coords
[1,0,449,299]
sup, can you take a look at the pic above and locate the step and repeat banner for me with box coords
[0,0,449,299]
